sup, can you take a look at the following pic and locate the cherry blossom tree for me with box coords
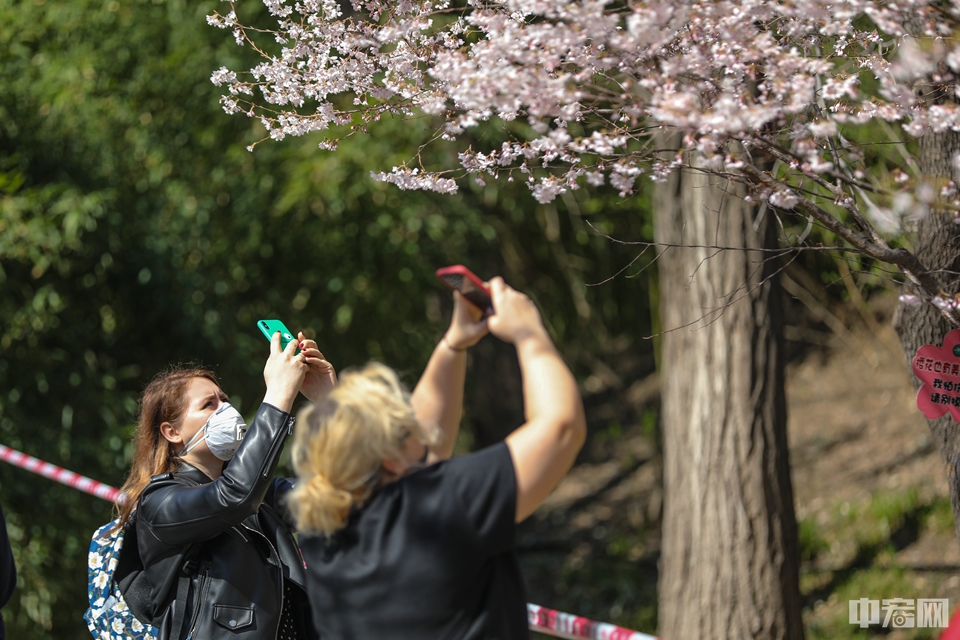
[208,0,960,637]
[204,0,960,374]
[207,0,960,323]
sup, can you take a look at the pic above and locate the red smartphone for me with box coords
[435,265,493,315]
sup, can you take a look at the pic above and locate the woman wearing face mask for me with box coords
[113,331,335,640]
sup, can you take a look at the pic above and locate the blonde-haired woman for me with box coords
[290,278,586,640]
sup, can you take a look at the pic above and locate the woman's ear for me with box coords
[381,456,405,479]
[159,421,181,445]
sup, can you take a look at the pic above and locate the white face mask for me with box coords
[179,402,247,461]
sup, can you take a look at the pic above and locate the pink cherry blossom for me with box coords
[208,0,960,306]
[207,0,954,203]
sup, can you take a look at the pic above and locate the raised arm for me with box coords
[411,291,488,462]
[139,334,308,544]
[138,403,296,544]
[486,278,586,523]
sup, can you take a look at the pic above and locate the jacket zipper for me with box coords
[227,525,250,544]
[260,416,295,479]
[296,540,307,569]
[184,566,211,640]
[242,523,284,639]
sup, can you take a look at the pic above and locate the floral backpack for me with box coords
[84,476,199,640]
[83,519,156,639]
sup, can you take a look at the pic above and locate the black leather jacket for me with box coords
[135,402,317,640]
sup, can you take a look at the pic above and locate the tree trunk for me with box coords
[654,144,804,639]
[893,129,960,547]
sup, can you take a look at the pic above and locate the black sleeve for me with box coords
[264,477,298,528]
[442,442,517,556]
[0,504,16,608]
[137,403,293,545]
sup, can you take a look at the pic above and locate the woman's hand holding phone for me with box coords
[444,291,490,352]
[435,265,492,316]
[435,265,492,352]
[262,331,309,412]
[258,319,336,403]
[297,331,338,402]
[486,277,548,346]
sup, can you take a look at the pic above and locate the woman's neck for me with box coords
[180,454,223,481]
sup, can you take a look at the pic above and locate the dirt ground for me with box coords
[521,301,960,638]
[789,325,954,564]
[789,319,960,637]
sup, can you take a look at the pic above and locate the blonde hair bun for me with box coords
[290,473,353,535]
[290,362,439,535]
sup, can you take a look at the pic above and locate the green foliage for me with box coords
[525,537,658,638]
[925,496,955,535]
[0,0,656,636]
[799,518,830,564]
[800,489,955,640]
[862,489,922,546]
[804,565,947,640]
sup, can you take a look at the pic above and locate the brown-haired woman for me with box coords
[114,331,335,640]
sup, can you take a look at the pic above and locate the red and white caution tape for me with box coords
[0,444,659,639]
[528,603,660,640]
[0,444,120,503]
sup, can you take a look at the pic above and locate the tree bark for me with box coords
[654,145,804,639]
[893,129,960,547]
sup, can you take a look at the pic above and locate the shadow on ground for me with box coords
[518,301,960,639]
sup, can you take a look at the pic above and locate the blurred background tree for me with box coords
[0,0,654,636]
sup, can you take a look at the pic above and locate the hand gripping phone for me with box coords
[435,265,493,315]
[257,319,300,354]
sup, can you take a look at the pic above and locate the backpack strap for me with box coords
[170,566,192,640]
[170,499,203,640]
[114,519,152,623]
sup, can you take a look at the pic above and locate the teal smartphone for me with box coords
[257,319,299,353]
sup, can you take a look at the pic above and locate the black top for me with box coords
[301,442,528,640]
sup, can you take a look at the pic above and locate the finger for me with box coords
[451,289,468,314]
[297,331,318,347]
[270,330,283,354]
[452,290,483,322]
[461,291,485,322]
[488,277,506,314]
[284,336,299,355]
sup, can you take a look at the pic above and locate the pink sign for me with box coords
[913,329,960,422]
